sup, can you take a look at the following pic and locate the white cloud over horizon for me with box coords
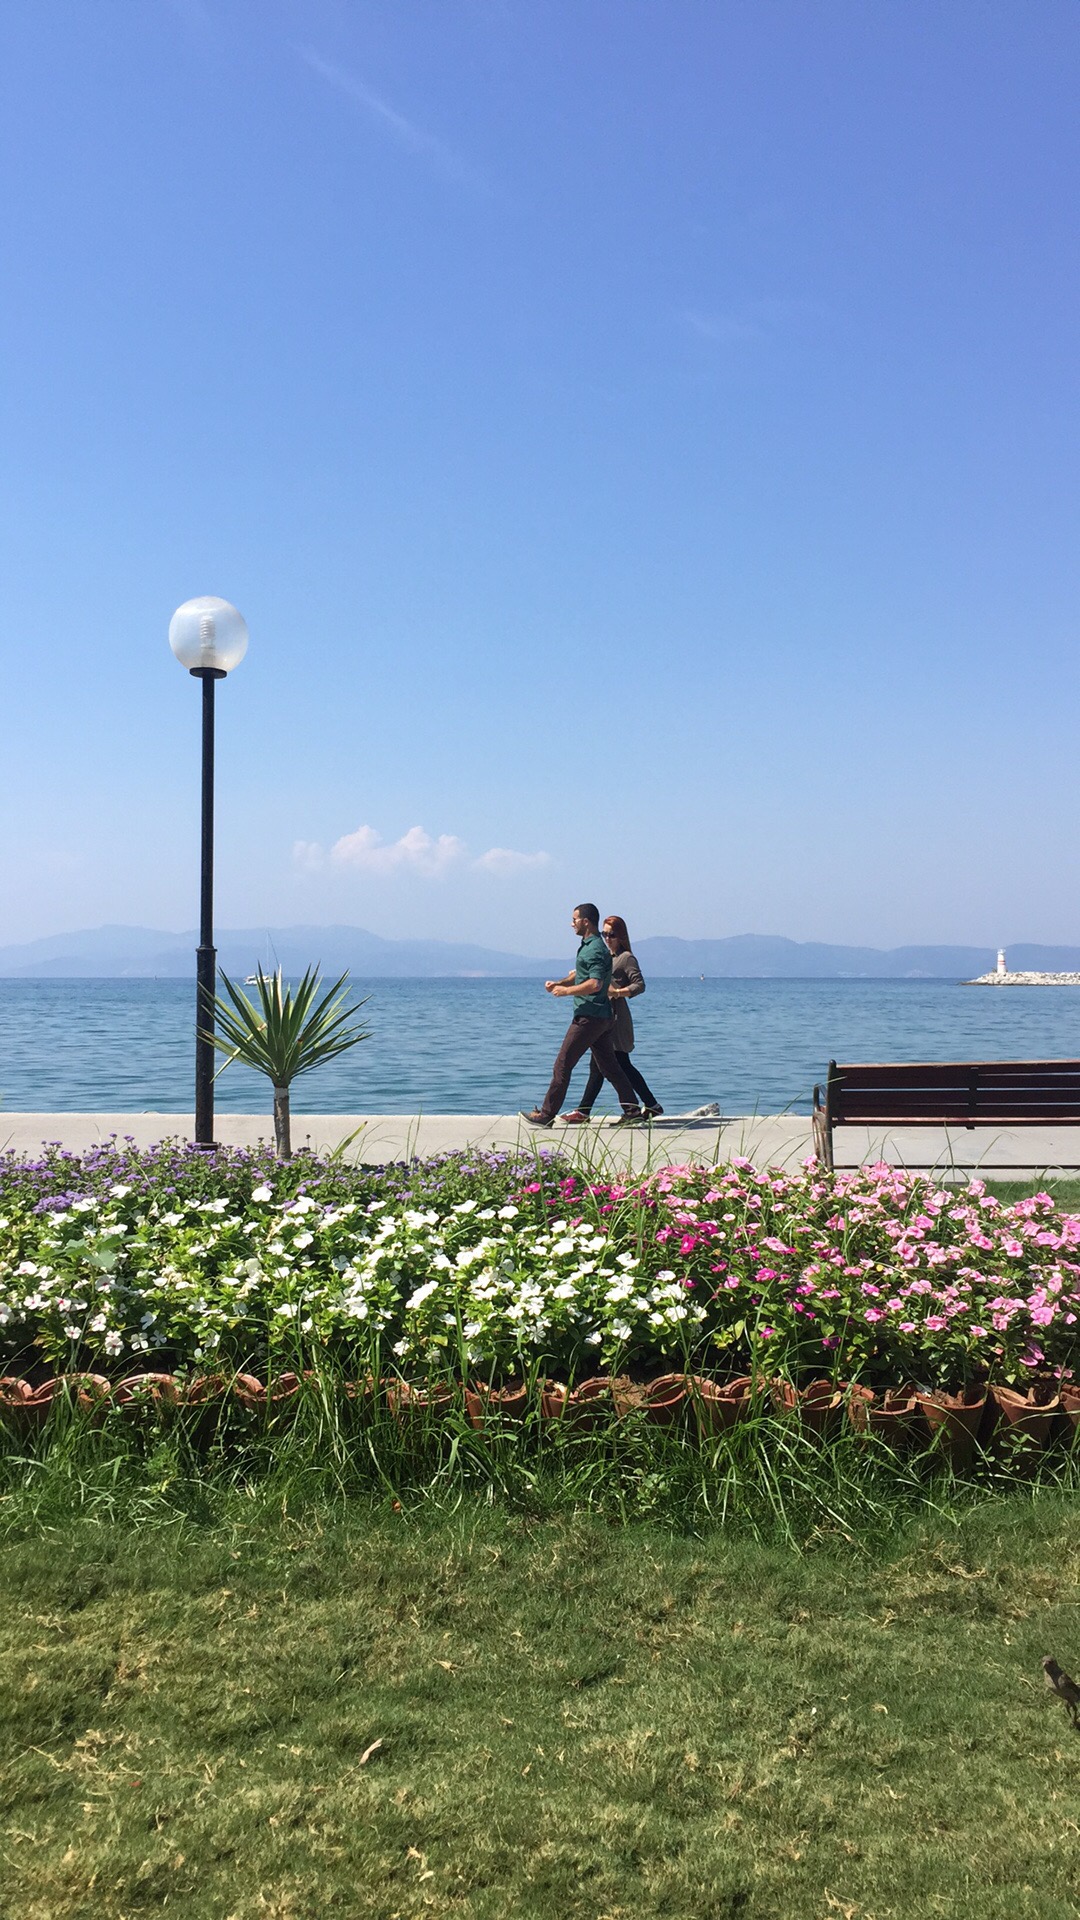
[473,846,552,876]
[293,825,552,881]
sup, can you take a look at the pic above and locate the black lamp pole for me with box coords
[169,595,248,1149]
[192,665,225,1147]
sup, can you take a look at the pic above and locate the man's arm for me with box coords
[545,968,578,994]
[549,973,603,999]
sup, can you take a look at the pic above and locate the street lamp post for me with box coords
[169,596,249,1147]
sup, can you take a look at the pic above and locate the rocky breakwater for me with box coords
[965,970,1080,985]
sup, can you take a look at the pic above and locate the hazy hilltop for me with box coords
[1,926,1078,980]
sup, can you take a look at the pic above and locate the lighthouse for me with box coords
[997,948,1007,978]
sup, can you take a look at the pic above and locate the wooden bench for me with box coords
[811,1059,1080,1171]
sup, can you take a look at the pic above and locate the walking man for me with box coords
[521,904,644,1127]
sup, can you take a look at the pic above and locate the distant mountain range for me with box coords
[1,924,1079,981]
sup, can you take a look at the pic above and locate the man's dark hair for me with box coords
[575,903,600,926]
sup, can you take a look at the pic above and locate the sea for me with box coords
[3,976,1080,1117]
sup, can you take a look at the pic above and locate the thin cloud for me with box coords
[681,307,762,346]
[680,298,829,346]
[474,847,552,877]
[294,825,551,880]
[293,839,326,873]
[298,48,490,194]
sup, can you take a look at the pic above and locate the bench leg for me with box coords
[812,1109,834,1171]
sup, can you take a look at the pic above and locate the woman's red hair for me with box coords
[603,914,631,953]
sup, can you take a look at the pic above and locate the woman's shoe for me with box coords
[642,1104,664,1118]
[562,1110,592,1124]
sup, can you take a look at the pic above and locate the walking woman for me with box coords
[564,916,664,1122]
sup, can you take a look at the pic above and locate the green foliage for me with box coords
[208,965,371,1088]
[4,1146,1080,1388]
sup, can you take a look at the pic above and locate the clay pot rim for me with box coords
[991,1382,1062,1410]
[916,1386,988,1409]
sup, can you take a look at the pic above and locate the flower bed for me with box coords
[1,1139,1079,1404]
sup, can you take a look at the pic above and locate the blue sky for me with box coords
[1,0,1077,954]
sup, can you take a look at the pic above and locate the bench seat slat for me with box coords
[837,1093,1080,1113]
[837,1113,1076,1121]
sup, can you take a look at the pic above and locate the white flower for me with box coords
[293,1232,314,1250]
[616,1253,638,1269]
[392,1338,409,1357]
[585,1330,602,1345]
[453,1199,478,1215]
[454,1246,487,1269]
[103,1329,124,1355]
[463,1320,482,1339]
[406,1280,439,1310]
[498,1205,519,1220]
[109,1184,132,1199]
[611,1322,632,1342]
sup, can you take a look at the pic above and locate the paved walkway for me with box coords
[3,1112,1080,1174]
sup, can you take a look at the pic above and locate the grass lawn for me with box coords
[2,1495,1080,1919]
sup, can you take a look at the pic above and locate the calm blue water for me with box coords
[3,977,1080,1116]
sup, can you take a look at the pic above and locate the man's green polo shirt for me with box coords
[572,932,613,1019]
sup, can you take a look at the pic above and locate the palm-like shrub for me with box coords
[207,967,371,1158]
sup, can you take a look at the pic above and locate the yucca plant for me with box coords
[206,966,371,1159]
